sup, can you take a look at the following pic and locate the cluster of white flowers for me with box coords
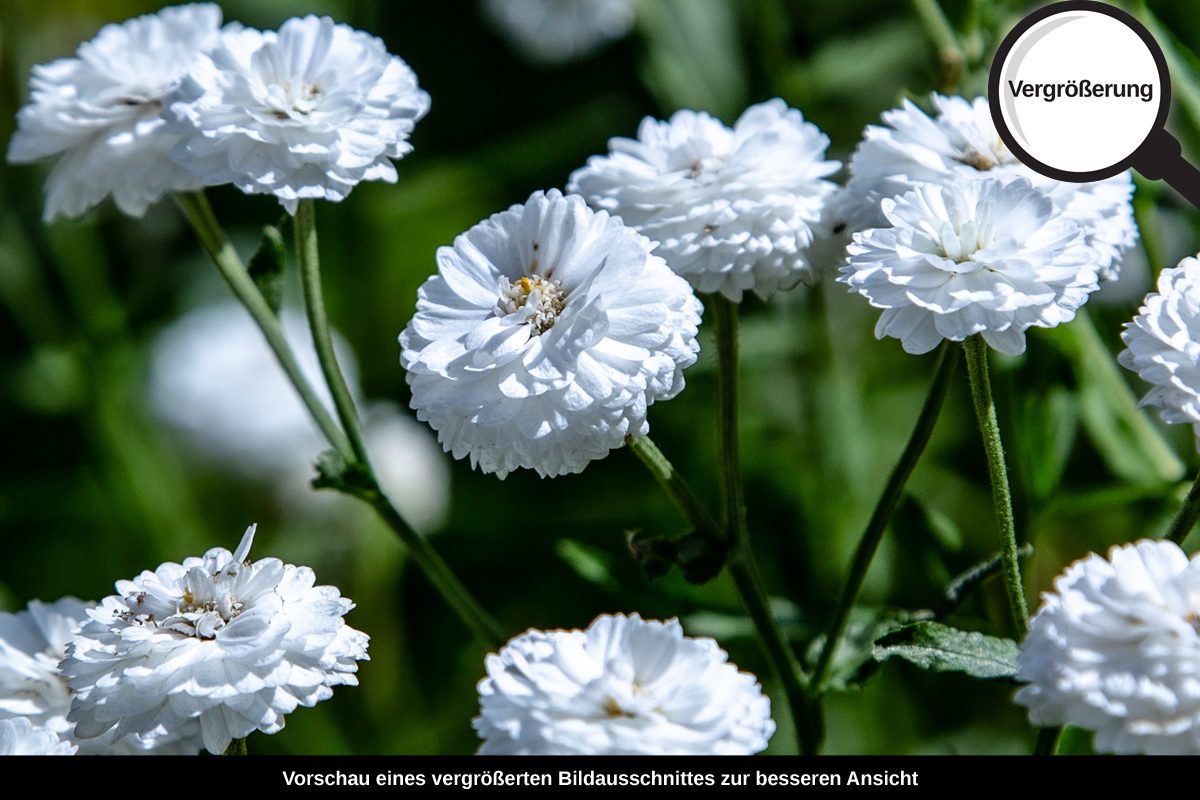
[834,94,1134,355]
[150,301,450,531]
[60,525,368,755]
[0,598,203,754]
[569,99,840,302]
[8,4,429,219]
[474,613,775,754]
[1119,256,1200,448]
[0,718,76,756]
[1015,540,1200,755]
[401,189,702,479]
[482,0,637,65]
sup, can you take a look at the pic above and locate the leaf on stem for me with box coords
[873,621,1019,680]
[556,539,620,593]
[312,448,374,495]
[247,224,287,315]
[805,608,933,692]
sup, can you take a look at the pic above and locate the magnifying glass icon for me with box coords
[989,0,1200,207]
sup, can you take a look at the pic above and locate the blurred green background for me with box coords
[2,0,1200,755]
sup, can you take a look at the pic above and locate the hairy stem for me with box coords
[295,200,370,467]
[812,341,960,692]
[628,435,721,540]
[175,192,353,460]
[963,335,1029,636]
[713,294,818,755]
[1166,470,1200,544]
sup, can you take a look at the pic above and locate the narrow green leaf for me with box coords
[247,225,286,315]
[556,539,620,593]
[873,621,1020,679]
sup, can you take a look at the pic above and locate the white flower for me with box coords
[840,178,1099,356]
[474,613,775,754]
[1014,540,1200,755]
[61,525,369,755]
[165,15,430,213]
[149,302,352,481]
[567,99,840,302]
[5,4,223,221]
[0,718,76,755]
[482,0,636,65]
[400,189,702,479]
[836,94,1136,281]
[0,598,203,754]
[1119,256,1200,447]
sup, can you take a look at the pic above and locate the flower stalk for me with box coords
[712,294,819,756]
[812,340,960,693]
[1166,472,1200,544]
[963,334,1029,636]
[178,191,505,649]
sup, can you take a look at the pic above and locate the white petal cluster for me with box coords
[1119,256,1200,448]
[165,15,430,213]
[150,301,449,528]
[474,613,775,754]
[0,598,202,754]
[482,0,636,65]
[840,178,1099,355]
[61,526,369,755]
[568,99,840,302]
[1015,540,1200,755]
[400,189,702,479]
[5,4,222,221]
[0,717,76,756]
[837,94,1136,281]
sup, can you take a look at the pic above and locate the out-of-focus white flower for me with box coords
[400,189,702,479]
[482,0,636,65]
[568,99,840,301]
[1119,256,1200,448]
[836,94,1136,281]
[150,301,450,526]
[61,525,369,755]
[1015,540,1200,755]
[0,717,76,755]
[363,402,451,534]
[149,301,349,481]
[840,178,1098,355]
[165,15,430,213]
[474,612,775,754]
[6,4,223,221]
[0,598,202,754]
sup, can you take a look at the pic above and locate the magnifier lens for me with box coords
[997,10,1162,174]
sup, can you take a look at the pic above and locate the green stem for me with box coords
[628,435,721,539]
[1034,726,1062,756]
[812,341,960,692]
[222,737,247,756]
[175,192,353,460]
[295,200,370,467]
[963,335,1029,636]
[712,294,818,756]
[178,192,505,650]
[1166,470,1200,544]
[355,485,505,648]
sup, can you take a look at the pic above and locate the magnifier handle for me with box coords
[1132,128,1200,212]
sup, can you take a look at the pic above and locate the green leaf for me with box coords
[637,0,747,120]
[312,449,374,495]
[1011,386,1077,503]
[873,621,1019,679]
[556,539,619,593]
[1038,311,1184,485]
[806,608,932,692]
[247,224,286,315]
